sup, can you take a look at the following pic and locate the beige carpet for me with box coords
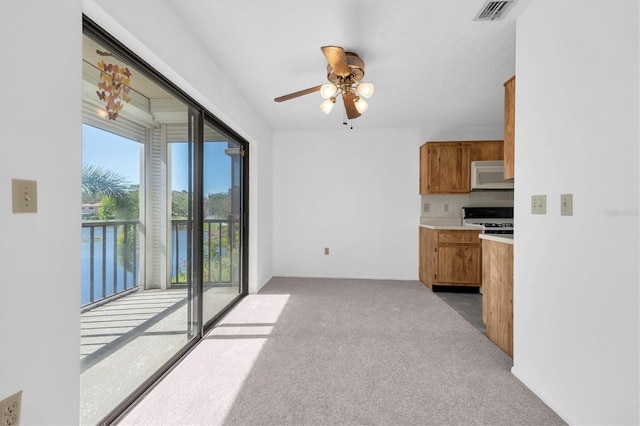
[118,277,564,425]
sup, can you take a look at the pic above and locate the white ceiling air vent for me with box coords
[473,0,516,21]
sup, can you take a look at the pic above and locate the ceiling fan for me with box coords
[274,46,374,120]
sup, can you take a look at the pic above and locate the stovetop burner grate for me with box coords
[475,222,514,228]
[462,206,514,234]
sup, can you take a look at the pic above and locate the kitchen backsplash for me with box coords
[420,190,514,219]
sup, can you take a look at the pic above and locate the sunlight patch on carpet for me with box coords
[118,294,290,425]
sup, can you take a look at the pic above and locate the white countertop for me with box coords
[479,234,514,245]
[419,218,470,230]
[419,224,474,230]
[419,219,515,244]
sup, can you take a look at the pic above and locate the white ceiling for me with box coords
[167,0,526,132]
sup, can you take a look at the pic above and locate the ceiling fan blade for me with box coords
[321,46,350,77]
[274,85,322,102]
[342,91,361,120]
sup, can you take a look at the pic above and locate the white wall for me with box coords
[418,124,505,143]
[0,1,274,424]
[86,0,274,294]
[512,2,639,425]
[273,128,422,280]
[0,1,82,424]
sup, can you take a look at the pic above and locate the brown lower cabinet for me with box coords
[419,227,482,289]
[481,238,514,357]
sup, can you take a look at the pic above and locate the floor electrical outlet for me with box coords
[0,390,22,426]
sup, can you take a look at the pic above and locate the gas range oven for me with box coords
[462,206,514,235]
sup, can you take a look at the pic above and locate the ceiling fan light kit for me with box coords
[275,45,374,122]
[320,97,336,114]
[354,96,368,113]
[320,83,338,99]
[356,82,374,98]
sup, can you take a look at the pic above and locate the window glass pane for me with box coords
[81,33,197,425]
[202,122,243,324]
[81,124,140,304]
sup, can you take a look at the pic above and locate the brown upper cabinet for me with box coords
[420,142,470,194]
[503,76,515,179]
[419,140,504,194]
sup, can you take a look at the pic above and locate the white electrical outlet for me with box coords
[423,203,430,213]
[0,390,22,426]
[531,195,547,215]
[444,203,449,213]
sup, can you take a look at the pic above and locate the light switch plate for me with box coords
[561,193,573,216]
[12,179,37,213]
[531,194,546,215]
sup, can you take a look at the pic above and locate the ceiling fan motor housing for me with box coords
[327,52,365,84]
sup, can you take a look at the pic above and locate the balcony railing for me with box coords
[171,219,239,285]
[81,220,139,308]
[82,218,238,309]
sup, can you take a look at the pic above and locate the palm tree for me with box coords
[82,164,138,273]
[82,164,139,221]
[82,164,130,205]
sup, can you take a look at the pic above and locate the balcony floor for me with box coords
[80,285,239,426]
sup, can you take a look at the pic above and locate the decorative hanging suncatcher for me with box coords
[96,60,132,120]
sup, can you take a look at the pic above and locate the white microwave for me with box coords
[470,161,514,190]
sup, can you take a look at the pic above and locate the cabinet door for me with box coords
[418,227,436,289]
[428,230,437,286]
[419,143,429,195]
[436,245,481,284]
[504,76,515,179]
[427,144,471,193]
[482,239,514,356]
[418,227,428,284]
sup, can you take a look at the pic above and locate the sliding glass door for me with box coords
[202,121,244,325]
[81,19,248,425]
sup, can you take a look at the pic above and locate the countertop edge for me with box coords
[419,224,476,230]
[479,234,514,245]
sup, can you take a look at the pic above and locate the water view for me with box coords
[81,223,234,306]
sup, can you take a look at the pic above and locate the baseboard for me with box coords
[254,274,274,294]
[511,366,575,425]
[270,274,420,282]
